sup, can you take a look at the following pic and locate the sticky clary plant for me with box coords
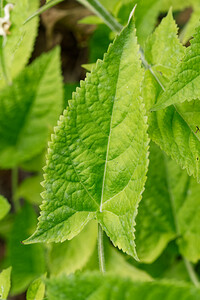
[1,0,200,299]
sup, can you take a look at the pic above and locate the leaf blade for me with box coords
[0,47,63,168]
[25,19,149,259]
[152,25,200,111]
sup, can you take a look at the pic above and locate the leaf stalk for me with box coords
[98,224,105,273]
[12,167,20,212]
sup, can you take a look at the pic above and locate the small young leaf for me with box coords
[25,19,149,259]
[0,47,63,168]
[47,221,97,276]
[145,9,185,73]
[46,272,200,300]
[26,276,45,300]
[0,267,11,300]
[0,195,10,221]
[152,25,200,111]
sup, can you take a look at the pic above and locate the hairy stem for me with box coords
[98,224,105,273]
[183,258,199,287]
[12,168,20,212]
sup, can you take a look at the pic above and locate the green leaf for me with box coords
[142,11,200,182]
[24,0,64,24]
[105,245,152,282]
[0,0,39,86]
[152,25,200,111]
[145,9,185,73]
[26,276,45,300]
[160,0,198,12]
[46,272,200,300]
[135,142,176,263]
[16,175,43,205]
[47,220,97,276]
[135,0,162,47]
[0,267,11,300]
[24,19,149,259]
[146,71,200,182]
[64,83,79,108]
[166,156,200,263]
[76,0,122,32]
[0,47,63,168]
[0,195,10,221]
[78,15,103,25]
[5,203,45,295]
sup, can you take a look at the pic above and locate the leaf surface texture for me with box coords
[25,20,149,259]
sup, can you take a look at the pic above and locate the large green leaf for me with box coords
[136,141,200,263]
[152,25,200,111]
[0,47,63,168]
[0,0,39,86]
[46,272,200,300]
[25,19,149,259]
[135,142,176,263]
[0,267,11,300]
[142,63,200,262]
[0,195,10,220]
[47,221,97,276]
[142,11,200,182]
[5,203,46,295]
[166,156,200,262]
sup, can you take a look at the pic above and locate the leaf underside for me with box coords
[25,19,149,259]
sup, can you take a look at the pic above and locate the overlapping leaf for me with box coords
[0,195,10,220]
[0,267,11,300]
[0,0,39,86]
[143,12,200,181]
[25,19,149,259]
[152,25,200,111]
[5,203,46,295]
[0,47,63,168]
[46,272,200,300]
[47,221,97,276]
[135,143,176,263]
[136,142,200,263]
[26,276,45,300]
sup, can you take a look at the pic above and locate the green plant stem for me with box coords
[24,0,64,24]
[98,224,105,273]
[0,1,12,85]
[183,258,199,287]
[0,0,3,15]
[0,37,12,85]
[77,0,122,32]
[12,168,20,212]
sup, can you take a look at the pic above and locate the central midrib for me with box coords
[99,45,125,213]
